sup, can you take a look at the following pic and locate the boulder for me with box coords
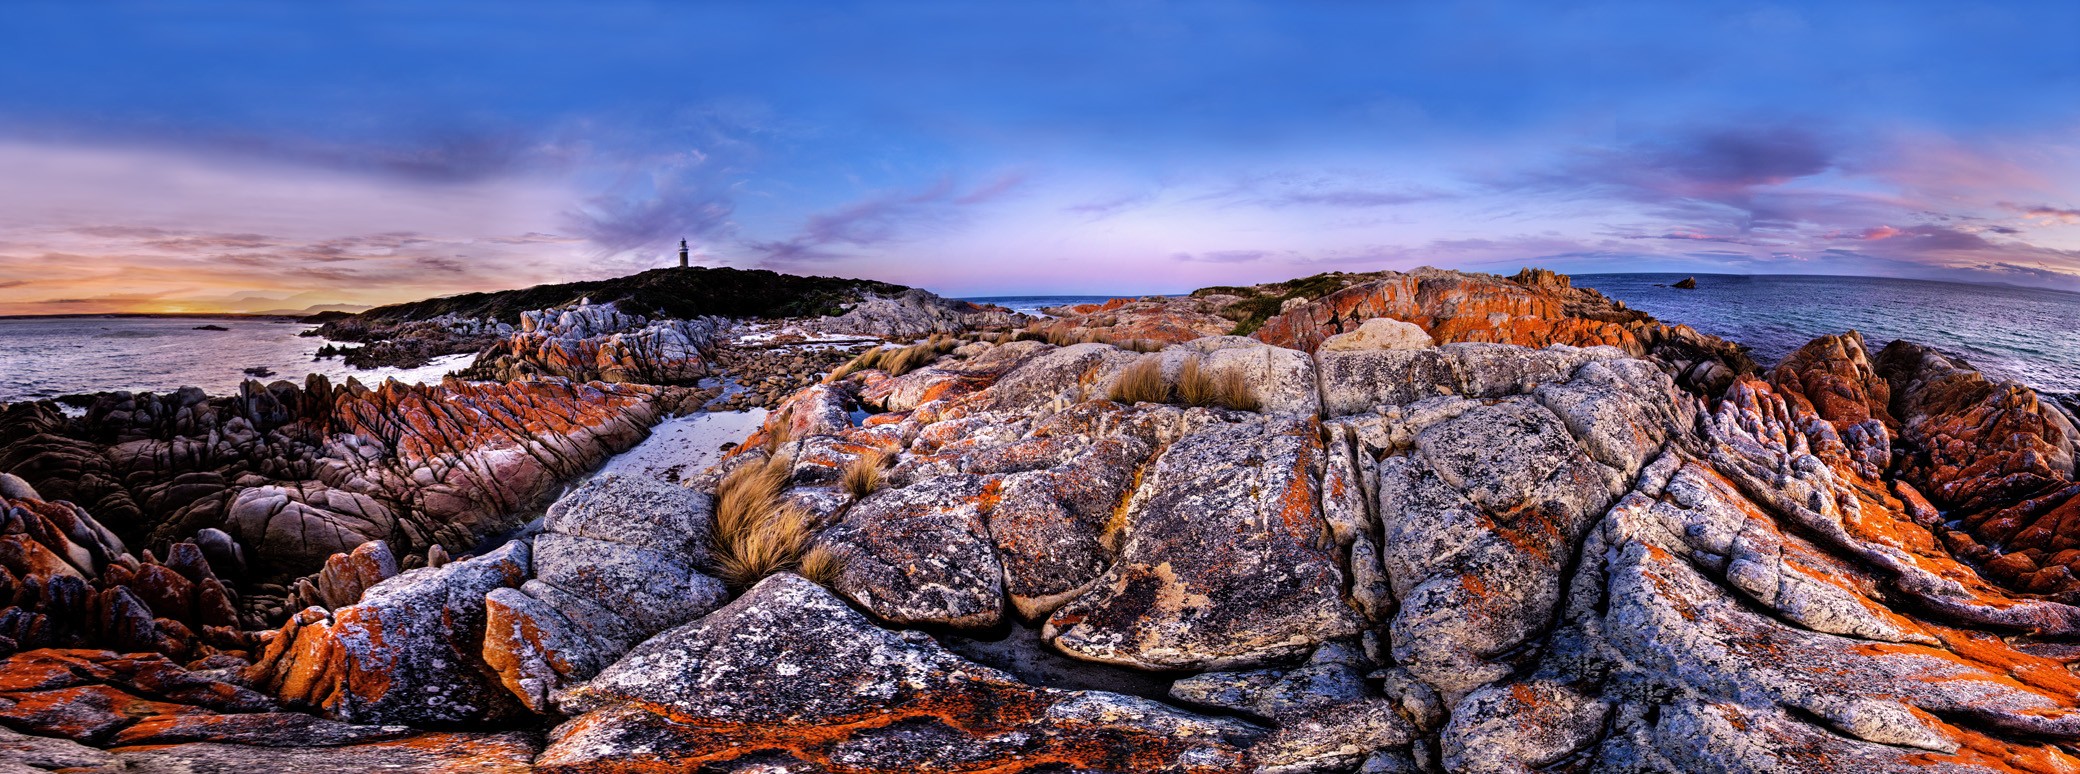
[543,573,1254,772]
[1044,416,1361,670]
[1317,317,1435,351]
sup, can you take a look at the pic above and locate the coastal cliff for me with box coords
[3,267,2079,772]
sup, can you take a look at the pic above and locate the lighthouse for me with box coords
[678,239,690,268]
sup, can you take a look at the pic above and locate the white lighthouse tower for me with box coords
[678,239,689,268]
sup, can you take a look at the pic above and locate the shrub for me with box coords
[711,454,815,590]
[1108,357,1171,405]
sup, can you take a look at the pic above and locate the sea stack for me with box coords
[1673,276,1698,289]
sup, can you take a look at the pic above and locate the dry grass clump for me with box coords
[796,544,848,585]
[1176,355,1260,411]
[826,347,885,382]
[760,411,794,454]
[711,454,816,589]
[1115,338,1162,353]
[825,336,958,381]
[1045,328,1098,347]
[842,448,889,498]
[1107,357,1172,405]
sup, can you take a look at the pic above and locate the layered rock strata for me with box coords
[0,375,674,603]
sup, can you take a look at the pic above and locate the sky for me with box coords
[4,1,2080,314]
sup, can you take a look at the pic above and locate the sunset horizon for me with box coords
[6,2,2080,315]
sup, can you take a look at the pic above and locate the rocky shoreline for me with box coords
[4,265,2080,772]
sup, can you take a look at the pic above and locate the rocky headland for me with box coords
[2,265,2079,772]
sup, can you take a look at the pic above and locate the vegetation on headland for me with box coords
[313,266,912,326]
[1192,271,1368,336]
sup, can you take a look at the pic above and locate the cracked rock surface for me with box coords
[6,266,2080,772]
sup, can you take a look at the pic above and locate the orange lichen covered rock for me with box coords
[1028,295,1242,347]
[244,540,531,725]
[543,573,1256,773]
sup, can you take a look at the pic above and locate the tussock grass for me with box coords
[1107,358,1172,405]
[711,454,815,590]
[1045,328,1098,347]
[842,448,888,498]
[761,411,794,455]
[1116,338,1162,353]
[796,543,848,586]
[831,337,959,382]
[826,347,885,382]
[1177,355,1260,411]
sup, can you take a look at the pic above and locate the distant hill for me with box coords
[322,267,912,325]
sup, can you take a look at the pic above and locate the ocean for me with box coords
[1571,274,2080,394]
[0,316,472,405]
[1,275,2074,405]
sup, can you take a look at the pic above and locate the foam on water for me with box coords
[0,316,475,403]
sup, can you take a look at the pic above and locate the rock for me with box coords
[1044,416,1361,671]
[816,475,1008,629]
[807,287,1028,339]
[544,573,1254,772]
[243,540,532,725]
[1316,342,1617,417]
[463,300,724,385]
[1317,317,1435,351]
[1028,295,1241,347]
[478,474,726,712]
[1672,276,1698,289]
[1244,267,1752,396]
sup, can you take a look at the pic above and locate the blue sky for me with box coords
[4,1,2080,312]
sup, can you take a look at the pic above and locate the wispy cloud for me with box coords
[750,173,1028,264]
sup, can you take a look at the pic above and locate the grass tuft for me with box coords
[842,448,888,498]
[1176,355,1260,411]
[711,454,816,590]
[1107,357,1172,405]
[797,543,848,586]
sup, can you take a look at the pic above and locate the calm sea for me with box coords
[1574,274,2080,394]
[0,316,471,404]
[1,276,2073,404]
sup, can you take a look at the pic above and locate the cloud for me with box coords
[1064,192,1155,219]
[2006,203,2080,225]
[1203,172,1452,210]
[565,152,741,257]
[751,174,1028,264]
[1505,124,1842,234]
[1173,249,1273,263]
